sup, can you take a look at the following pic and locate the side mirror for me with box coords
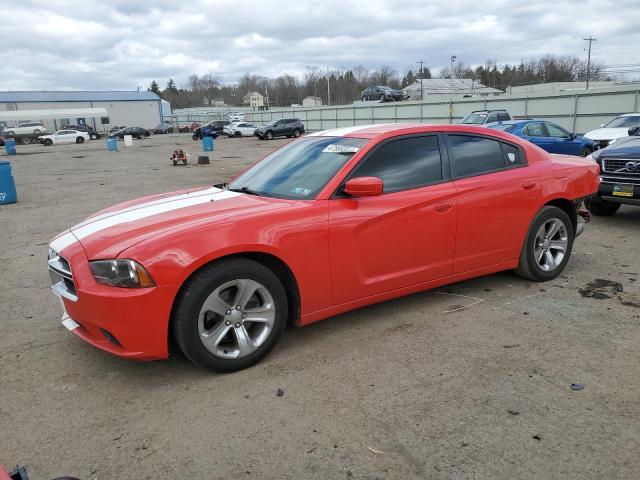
[628,126,640,136]
[343,177,383,197]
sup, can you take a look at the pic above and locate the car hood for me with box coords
[50,186,294,259]
[599,136,640,159]
[584,128,629,141]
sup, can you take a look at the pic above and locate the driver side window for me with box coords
[350,135,443,193]
[523,122,547,137]
[545,123,570,138]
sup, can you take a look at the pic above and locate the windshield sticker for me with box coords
[290,187,312,196]
[322,144,360,154]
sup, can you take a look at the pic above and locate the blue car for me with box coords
[486,119,597,157]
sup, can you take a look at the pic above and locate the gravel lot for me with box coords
[1,133,639,480]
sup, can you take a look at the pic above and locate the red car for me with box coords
[48,124,599,372]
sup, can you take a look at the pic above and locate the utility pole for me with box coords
[450,55,456,123]
[327,66,331,106]
[417,60,427,101]
[583,36,596,90]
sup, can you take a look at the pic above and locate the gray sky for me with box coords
[1,0,638,91]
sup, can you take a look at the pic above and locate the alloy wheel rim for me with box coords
[198,279,276,359]
[534,218,568,272]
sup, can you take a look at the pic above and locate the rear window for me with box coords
[448,135,506,177]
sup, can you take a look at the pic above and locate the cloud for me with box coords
[0,0,638,91]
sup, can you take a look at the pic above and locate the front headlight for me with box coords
[89,259,155,288]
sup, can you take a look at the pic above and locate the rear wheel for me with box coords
[172,258,288,372]
[515,206,574,282]
[76,137,84,144]
[5,131,14,136]
[293,129,301,138]
[44,139,53,146]
[585,196,620,216]
[20,136,31,145]
[580,147,592,157]
[379,94,385,101]
[90,133,99,140]
[361,96,367,101]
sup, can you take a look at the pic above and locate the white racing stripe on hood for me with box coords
[49,188,241,253]
[72,189,240,240]
[50,231,79,253]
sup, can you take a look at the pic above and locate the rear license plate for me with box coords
[612,183,634,197]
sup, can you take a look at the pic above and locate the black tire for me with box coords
[234,131,241,138]
[172,258,288,372]
[20,136,31,145]
[293,129,301,138]
[76,137,85,144]
[585,196,620,216]
[379,94,385,101]
[361,96,367,101]
[90,133,98,140]
[5,131,14,136]
[515,205,574,282]
[44,139,53,146]
[580,147,592,157]
[265,131,274,140]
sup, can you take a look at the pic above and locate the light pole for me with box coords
[583,36,596,90]
[449,55,456,123]
[417,60,427,101]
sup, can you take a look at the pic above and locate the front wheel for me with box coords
[580,147,592,157]
[234,131,241,138]
[293,129,301,138]
[44,139,53,146]
[585,196,620,216]
[515,206,574,282]
[76,137,85,144]
[379,94,385,101]
[20,137,31,145]
[265,131,274,140]
[172,258,288,372]
[90,133,99,140]
[361,96,367,101]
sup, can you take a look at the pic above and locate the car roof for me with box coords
[307,123,520,140]
[618,113,640,117]
[470,109,508,113]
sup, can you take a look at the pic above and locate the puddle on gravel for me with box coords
[579,279,640,308]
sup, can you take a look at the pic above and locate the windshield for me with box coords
[487,123,515,132]
[228,137,368,199]
[604,116,640,128]
[461,112,488,124]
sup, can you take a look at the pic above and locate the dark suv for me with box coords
[585,126,640,216]
[461,110,512,125]
[255,118,305,140]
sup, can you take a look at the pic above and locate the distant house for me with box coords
[402,78,503,100]
[243,91,265,109]
[302,96,323,107]
[212,98,226,107]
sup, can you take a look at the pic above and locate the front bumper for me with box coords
[49,238,178,360]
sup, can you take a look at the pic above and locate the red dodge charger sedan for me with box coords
[48,124,599,371]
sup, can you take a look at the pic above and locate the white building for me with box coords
[402,78,503,100]
[0,90,164,132]
[243,91,265,109]
[302,96,323,107]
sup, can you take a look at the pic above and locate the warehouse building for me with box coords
[0,91,165,132]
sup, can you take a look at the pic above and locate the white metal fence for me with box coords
[174,84,640,134]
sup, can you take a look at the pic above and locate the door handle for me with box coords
[521,180,536,190]
[435,201,453,213]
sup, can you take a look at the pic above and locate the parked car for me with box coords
[153,123,174,134]
[487,119,596,156]
[193,121,229,139]
[188,122,201,132]
[38,129,90,145]
[255,118,305,140]
[360,85,404,102]
[584,113,640,149]
[109,125,126,133]
[63,124,101,140]
[224,122,257,137]
[177,124,191,133]
[228,112,245,122]
[48,123,598,372]
[3,122,47,136]
[0,130,4,146]
[584,126,640,216]
[111,127,150,139]
[461,110,511,125]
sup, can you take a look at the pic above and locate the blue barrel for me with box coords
[106,137,118,152]
[0,160,17,204]
[5,138,16,155]
[202,136,214,152]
